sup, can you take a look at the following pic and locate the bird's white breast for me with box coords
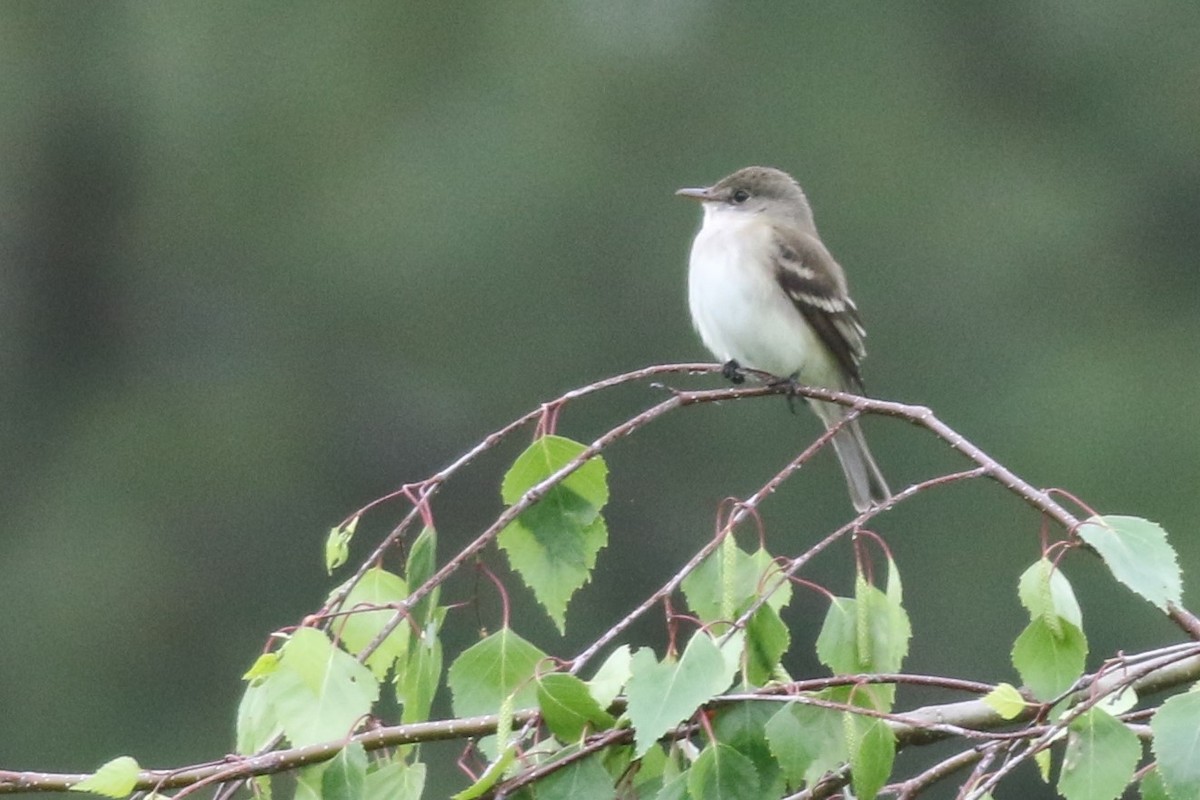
[686,207,837,385]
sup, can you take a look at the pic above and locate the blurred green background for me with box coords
[2,1,1198,795]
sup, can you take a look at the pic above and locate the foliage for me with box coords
[7,368,1200,800]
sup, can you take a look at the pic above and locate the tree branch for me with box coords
[5,364,1192,798]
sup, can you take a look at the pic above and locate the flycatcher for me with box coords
[677,166,890,512]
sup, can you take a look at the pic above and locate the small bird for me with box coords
[677,166,890,512]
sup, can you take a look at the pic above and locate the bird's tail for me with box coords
[813,401,891,512]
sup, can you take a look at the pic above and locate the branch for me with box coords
[6,364,1192,798]
[7,643,1197,795]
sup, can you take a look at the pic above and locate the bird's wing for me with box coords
[771,230,868,390]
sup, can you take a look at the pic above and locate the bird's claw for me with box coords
[721,360,746,384]
[767,372,805,415]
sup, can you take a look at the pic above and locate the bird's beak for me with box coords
[675,186,713,201]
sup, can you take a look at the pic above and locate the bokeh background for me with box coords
[3,2,1198,796]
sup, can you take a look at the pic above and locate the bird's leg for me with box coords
[721,359,746,384]
[768,371,806,415]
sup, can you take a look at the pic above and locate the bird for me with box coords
[677,166,890,512]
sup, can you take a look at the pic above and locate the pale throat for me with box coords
[694,204,774,256]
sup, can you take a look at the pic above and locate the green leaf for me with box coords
[537,672,616,741]
[686,743,761,800]
[447,628,546,717]
[531,752,614,800]
[981,683,1027,720]
[1077,516,1181,611]
[247,776,272,800]
[319,743,368,800]
[500,504,607,634]
[856,576,911,675]
[682,545,791,626]
[1011,616,1087,701]
[816,597,857,674]
[1095,686,1138,717]
[363,760,426,800]
[634,744,668,791]
[765,697,847,789]
[587,644,631,709]
[656,771,690,800]
[295,764,323,800]
[1057,707,1140,800]
[1151,690,1200,800]
[236,676,281,754]
[330,567,410,679]
[626,631,739,758]
[265,627,379,746]
[718,630,746,680]
[396,529,444,725]
[405,525,437,586]
[763,701,808,789]
[1035,747,1053,782]
[70,756,141,798]
[501,434,609,508]
[745,603,789,686]
[713,701,787,797]
[1138,767,1170,800]
[816,580,910,681]
[1019,558,1083,633]
[847,704,896,800]
[242,652,280,681]
[396,630,442,724]
[325,516,358,574]
[885,556,903,604]
[499,435,610,632]
[405,525,439,626]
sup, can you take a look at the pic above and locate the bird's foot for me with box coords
[767,372,806,415]
[721,359,746,384]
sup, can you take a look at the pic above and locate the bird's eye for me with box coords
[731,189,751,204]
